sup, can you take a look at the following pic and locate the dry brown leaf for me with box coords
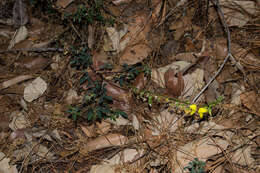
[104,81,133,116]
[231,145,255,166]
[170,52,196,63]
[119,43,151,65]
[105,26,128,52]
[8,26,28,49]
[82,71,102,89]
[0,75,33,90]
[161,40,179,58]
[142,129,162,148]
[9,130,26,141]
[202,57,220,103]
[164,69,184,97]
[104,82,132,103]
[23,77,47,102]
[119,11,152,65]
[89,165,118,173]
[133,72,147,90]
[92,51,112,71]
[185,37,197,52]
[0,97,11,130]
[15,57,50,70]
[173,125,231,172]
[151,61,190,87]
[92,58,106,71]
[0,153,18,173]
[88,24,95,49]
[219,0,256,27]
[111,99,132,116]
[9,111,30,131]
[105,148,143,165]
[80,133,128,153]
[257,0,260,7]
[56,0,74,8]
[240,91,260,113]
[112,0,132,5]
[64,89,81,105]
[96,121,111,135]
[152,109,181,134]
[213,38,260,69]
[126,12,151,42]
[169,15,192,40]
[80,125,95,137]
[13,0,28,27]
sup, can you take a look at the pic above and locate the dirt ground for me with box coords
[0,0,260,173]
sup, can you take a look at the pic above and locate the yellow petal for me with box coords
[198,107,208,119]
[190,104,197,110]
[189,104,197,115]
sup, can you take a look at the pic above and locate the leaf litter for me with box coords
[0,0,260,172]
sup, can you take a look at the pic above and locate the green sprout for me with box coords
[114,63,151,86]
[134,86,223,119]
[70,47,92,70]
[64,0,107,24]
[67,106,81,121]
[184,158,206,173]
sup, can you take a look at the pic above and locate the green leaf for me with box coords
[97,110,103,118]
[208,107,212,116]
[72,113,77,121]
[99,106,111,114]
[148,95,153,107]
[115,110,128,118]
[87,108,94,121]
[103,95,113,102]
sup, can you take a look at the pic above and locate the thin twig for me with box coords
[169,0,243,127]
[0,47,63,53]
[192,0,244,103]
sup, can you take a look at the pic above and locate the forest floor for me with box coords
[0,0,260,172]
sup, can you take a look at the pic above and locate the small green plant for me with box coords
[114,63,151,86]
[134,86,223,119]
[68,46,128,122]
[67,106,81,121]
[70,46,92,69]
[29,0,58,15]
[69,72,127,122]
[64,0,108,24]
[184,158,206,173]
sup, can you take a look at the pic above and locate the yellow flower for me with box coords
[185,104,197,115]
[198,107,208,119]
[189,104,197,115]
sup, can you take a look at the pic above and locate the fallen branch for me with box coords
[192,0,245,103]
[0,47,63,53]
